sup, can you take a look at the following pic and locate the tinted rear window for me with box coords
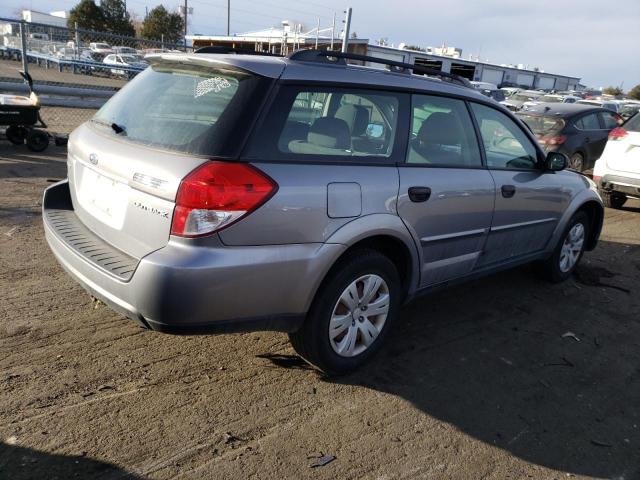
[92,62,269,157]
[517,114,565,135]
[625,113,640,132]
[244,85,405,163]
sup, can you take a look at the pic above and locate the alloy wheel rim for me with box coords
[559,222,585,273]
[329,274,390,358]
[569,154,583,171]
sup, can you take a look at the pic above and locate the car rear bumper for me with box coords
[43,180,344,334]
[598,174,640,198]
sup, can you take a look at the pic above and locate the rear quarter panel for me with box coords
[218,163,400,245]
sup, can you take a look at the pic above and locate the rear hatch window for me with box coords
[91,61,270,157]
[518,114,565,135]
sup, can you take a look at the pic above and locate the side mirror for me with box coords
[366,122,384,139]
[545,151,567,171]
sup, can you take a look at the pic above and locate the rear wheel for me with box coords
[540,211,590,283]
[289,249,401,375]
[26,129,49,152]
[599,189,627,209]
[568,152,585,172]
[5,125,27,145]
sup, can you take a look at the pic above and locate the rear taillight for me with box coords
[538,134,567,146]
[171,161,277,237]
[608,127,628,141]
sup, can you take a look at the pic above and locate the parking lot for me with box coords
[1,144,639,479]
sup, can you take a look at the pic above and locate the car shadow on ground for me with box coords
[0,443,144,480]
[0,142,66,179]
[312,240,639,478]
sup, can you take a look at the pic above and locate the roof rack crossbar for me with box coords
[288,49,472,88]
[195,46,281,57]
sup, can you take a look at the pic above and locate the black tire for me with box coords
[5,125,27,145]
[539,211,590,283]
[599,189,627,209]
[568,152,585,172]
[26,129,49,152]
[289,249,401,376]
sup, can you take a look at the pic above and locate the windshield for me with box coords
[517,114,565,135]
[92,62,269,156]
[120,55,138,62]
[95,43,110,49]
[540,95,562,103]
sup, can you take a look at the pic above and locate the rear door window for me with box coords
[575,113,600,130]
[246,86,405,162]
[407,94,481,167]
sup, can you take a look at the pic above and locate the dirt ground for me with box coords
[1,143,639,480]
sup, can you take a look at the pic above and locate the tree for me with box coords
[603,86,623,96]
[67,0,105,31]
[403,44,425,52]
[101,0,135,36]
[628,84,640,100]
[141,6,184,43]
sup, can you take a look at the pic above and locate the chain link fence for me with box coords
[1,16,186,135]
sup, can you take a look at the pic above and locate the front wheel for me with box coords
[289,249,401,375]
[539,211,590,283]
[5,125,27,145]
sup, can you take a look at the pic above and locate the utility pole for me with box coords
[330,12,335,51]
[315,17,319,49]
[341,7,352,53]
[19,21,28,77]
[227,0,230,36]
[184,0,188,40]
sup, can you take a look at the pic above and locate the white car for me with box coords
[577,99,620,113]
[103,54,148,77]
[593,113,640,209]
[90,42,114,54]
[521,94,580,111]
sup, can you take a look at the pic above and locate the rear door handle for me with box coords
[501,185,516,198]
[408,186,431,203]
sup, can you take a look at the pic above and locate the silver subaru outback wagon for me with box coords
[43,49,603,374]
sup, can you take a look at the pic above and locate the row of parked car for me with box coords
[471,81,640,119]
[33,41,182,78]
[470,81,639,173]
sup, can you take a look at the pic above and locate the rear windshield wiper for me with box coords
[91,118,126,135]
[111,123,126,135]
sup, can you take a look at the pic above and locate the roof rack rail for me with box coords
[288,49,472,88]
[195,46,281,56]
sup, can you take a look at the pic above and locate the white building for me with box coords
[21,10,68,28]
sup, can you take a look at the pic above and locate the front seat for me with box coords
[335,104,379,154]
[409,111,467,165]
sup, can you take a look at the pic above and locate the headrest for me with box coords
[308,117,351,149]
[335,104,370,136]
[417,112,464,146]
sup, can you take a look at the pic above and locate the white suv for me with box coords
[593,113,640,208]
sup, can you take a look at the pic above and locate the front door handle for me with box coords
[408,186,431,202]
[501,185,516,198]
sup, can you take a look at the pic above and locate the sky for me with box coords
[1,0,639,88]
